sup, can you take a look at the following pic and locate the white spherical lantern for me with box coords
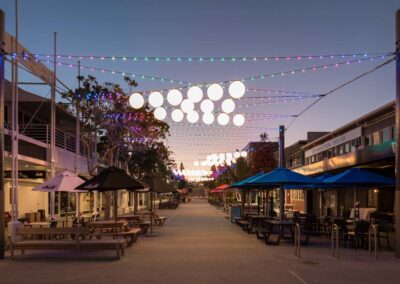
[207,83,224,101]
[167,89,183,106]
[226,152,233,160]
[148,91,164,108]
[233,114,245,126]
[202,113,214,125]
[234,151,241,158]
[129,93,144,109]
[218,153,225,161]
[229,81,246,99]
[187,111,199,123]
[154,107,167,121]
[193,161,200,167]
[221,99,236,114]
[217,113,230,125]
[171,109,184,122]
[187,86,203,103]
[180,99,195,113]
[200,99,214,113]
[241,151,248,158]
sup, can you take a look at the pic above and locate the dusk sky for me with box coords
[2,0,399,170]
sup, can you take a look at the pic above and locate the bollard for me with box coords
[369,224,379,260]
[294,223,301,258]
[331,224,339,258]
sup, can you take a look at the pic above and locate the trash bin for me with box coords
[229,205,241,223]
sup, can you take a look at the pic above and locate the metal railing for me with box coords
[294,223,301,258]
[331,224,340,258]
[369,224,379,260]
[19,124,87,156]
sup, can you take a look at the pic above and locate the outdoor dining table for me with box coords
[266,219,295,240]
[86,221,128,233]
[247,215,272,227]
[24,222,50,228]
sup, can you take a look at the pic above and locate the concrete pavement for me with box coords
[1,199,400,284]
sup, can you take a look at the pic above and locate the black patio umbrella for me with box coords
[140,176,176,236]
[76,166,147,224]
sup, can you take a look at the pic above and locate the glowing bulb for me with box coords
[233,114,245,126]
[167,89,183,106]
[200,99,214,113]
[180,99,195,113]
[229,81,246,99]
[226,153,233,160]
[207,83,223,101]
[202,113,214,125]
[241,151,248,158]
[219,153,225,160]
[154,107,167,120]
[171,109,184,122]
[187,86,203,103]
[129,93,144,109]
[234,151,240,158]
[193,161,200,167]
[217,113,229,125]
[148,91,164,108]
[221,99,236,114]
[187,111,199,123]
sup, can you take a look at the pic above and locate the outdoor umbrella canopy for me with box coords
[247,167,319,188]
[323,168,395,220]
[75,166,147,224]
[139,176,176,236]
[32,169,86,222]
[322,168,395,186]
[228,173,264,189]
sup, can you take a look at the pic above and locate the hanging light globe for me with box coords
[180,99,195,113]
[207,83,223,101]
[218,153,225,161]
[187,86,203,103]
[202,113,214,125]
[129,93,144,109]
[193,161,200,167]
[148,91,164,108]
[187,110,199,123]
[221,99,236,114]
[233,114,245,126]
[229,81,246,99]
[154,107,167,121]
[171,109,184,122]
[226,152,233,160]
[241,151,248,158]
[234,151,241,158]
[217,113,230,125]
[167,89,183,106]
[200,99,214,113]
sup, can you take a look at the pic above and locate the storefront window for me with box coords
[382,127,391,142]
[367,188,379,208]
[291,190,304,200]
[372,131,382,145]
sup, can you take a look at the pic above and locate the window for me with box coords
[367,188,379,208]
[372,131,382,145]
[365,134,372,146]
[344,142,350,153]
[291,190,304,200]
[382,127,391,142]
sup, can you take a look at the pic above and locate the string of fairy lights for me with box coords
[9,51,395,180]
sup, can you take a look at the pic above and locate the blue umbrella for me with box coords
[247,167,319,188]
[228,173,264,189]
[323,168,395,220]
[315,173,333,181]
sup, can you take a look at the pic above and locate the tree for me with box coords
[249,143,277,175]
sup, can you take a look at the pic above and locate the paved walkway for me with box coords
[1,199,400,284]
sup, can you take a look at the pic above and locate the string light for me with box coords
[24,52,393,63]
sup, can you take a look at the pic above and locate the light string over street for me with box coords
[16,51,393,63]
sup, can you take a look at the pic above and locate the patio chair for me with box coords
[348,220,370,249]
[375,221,394,250]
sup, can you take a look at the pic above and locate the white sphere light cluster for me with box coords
[196,150,248,167]
[129,93,145,109]
[128,81,246,125]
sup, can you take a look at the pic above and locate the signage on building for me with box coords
[304,127,362,158]
[4,170,46,179]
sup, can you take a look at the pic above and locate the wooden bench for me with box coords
[237,220,252,233]
[254,221,274,244]
[92,228,141,247]
[9,227,126,259]
[154,214,167,226]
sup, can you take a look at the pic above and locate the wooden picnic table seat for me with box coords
[154,214,167,226]
[9,227,126,259]
[236,220,252,233]
[92,228,141,247]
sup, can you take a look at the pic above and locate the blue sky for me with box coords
[1,0,399,169]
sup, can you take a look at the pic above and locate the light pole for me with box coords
[394,9,400,259]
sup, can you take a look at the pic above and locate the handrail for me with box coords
[331,224,339,258]
[294,222,301,258]
[369,224,379,259]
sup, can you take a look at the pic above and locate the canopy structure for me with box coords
[209,184,231,193]
[32,169,86,220]
[76,166,147,223]
[228,173,264,189]
[323,167,395,220]
[247,167,319,188]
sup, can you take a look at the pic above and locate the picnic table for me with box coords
[86,221,140,247]
[265,219,295,244]
[24,222,50,228]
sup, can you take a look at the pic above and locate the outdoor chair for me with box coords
[375,221,394,250]
[347,220,370,249]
